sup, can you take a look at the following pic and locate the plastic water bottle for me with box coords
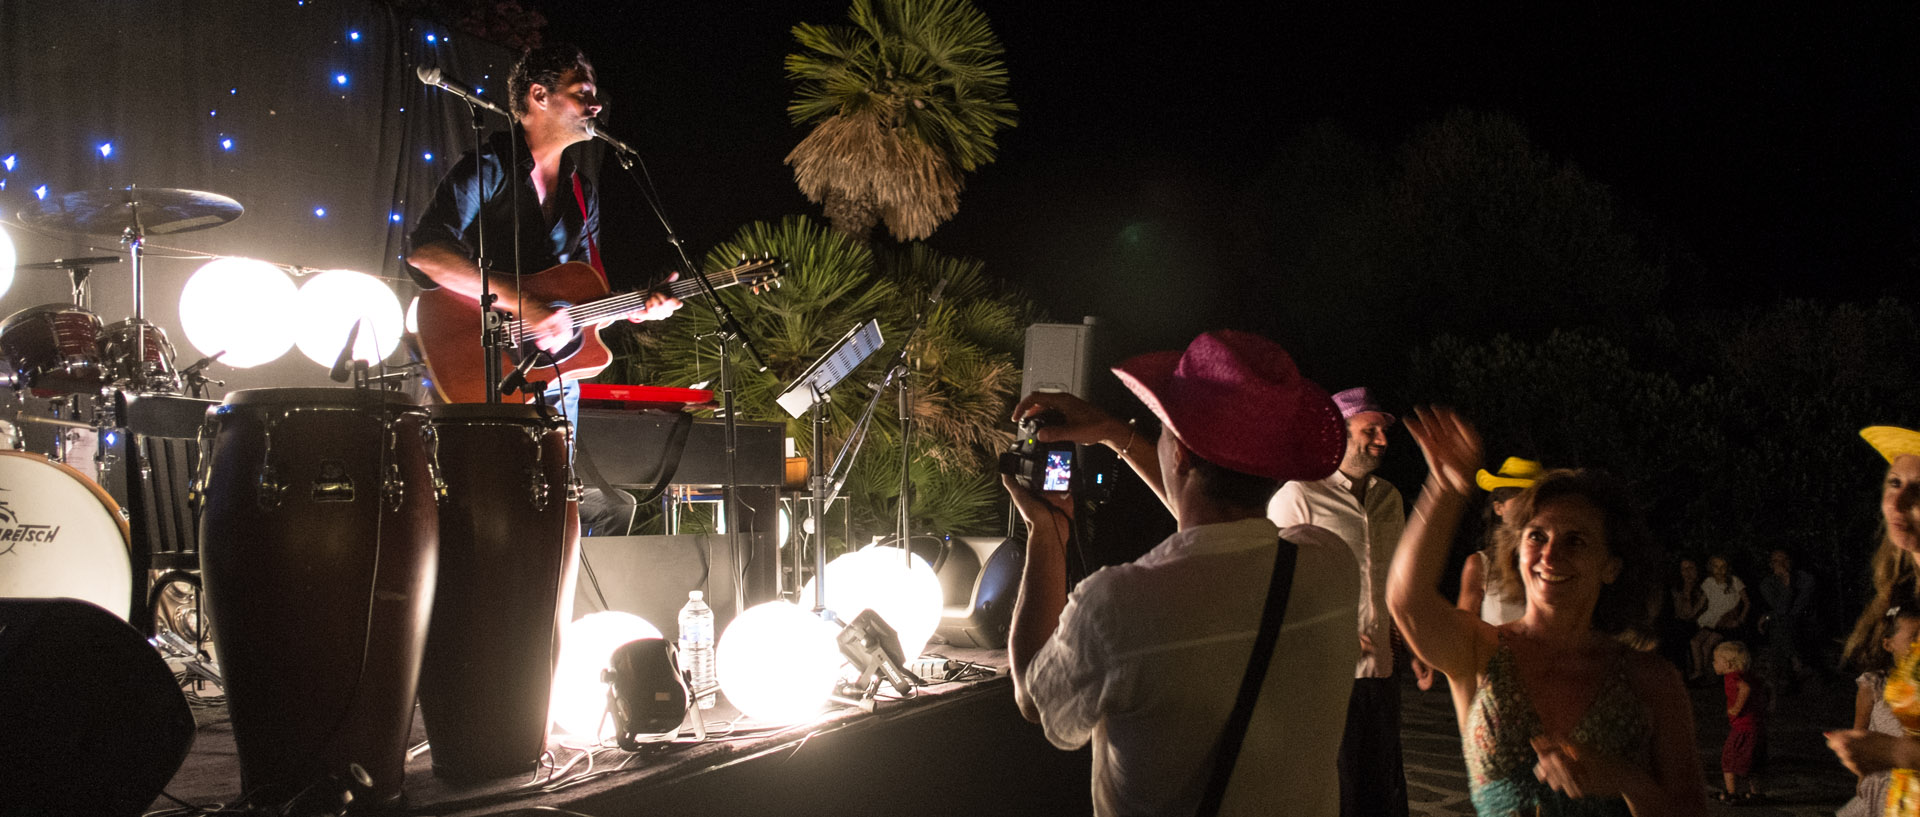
[678,591,717,709]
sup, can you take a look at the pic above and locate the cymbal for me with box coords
[16,186,242,237]
[16,255,121,271]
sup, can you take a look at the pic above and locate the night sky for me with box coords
[546,2,1916,371]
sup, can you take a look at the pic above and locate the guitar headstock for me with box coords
[730,252,786,295]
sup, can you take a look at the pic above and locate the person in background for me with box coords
[1690,554,1750,685]
[1828,425,1920,817]
[1387,407,1706,816]
[1005,330,1361,815]
[1458,457,1540,626]
[1835,601,1920,817]
[1713,640,1768,804]
[1663,559,1707,676]
[1758,547,1817,693]
[1268,386,1410,817]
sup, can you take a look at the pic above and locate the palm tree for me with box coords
[604,216,1029,546]
[785,0,1017,242]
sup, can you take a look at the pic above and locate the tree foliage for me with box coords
[604,216,1028,546]
[785,0,1017,241]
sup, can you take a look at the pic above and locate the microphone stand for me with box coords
[456,97,506,405]
[603,141,770,617]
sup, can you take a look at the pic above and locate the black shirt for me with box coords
[406,128,600,289]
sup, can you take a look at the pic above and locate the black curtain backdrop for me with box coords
[0,0,521,393]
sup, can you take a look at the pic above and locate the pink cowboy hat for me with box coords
[1112,330,1346,482]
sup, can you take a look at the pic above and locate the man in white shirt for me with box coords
[1268,386,1409,817]
[1006,331,1360,816]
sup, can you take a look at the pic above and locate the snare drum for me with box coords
[199,388,437,806]
[0,304,105,393]
[0,450,133,620]
[99,319,179,391]
[417,403,580,779]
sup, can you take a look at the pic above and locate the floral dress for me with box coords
[1885,647,1920,816]
[1463,637,1652,816]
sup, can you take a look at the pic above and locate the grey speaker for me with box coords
[1020,320,1096,398]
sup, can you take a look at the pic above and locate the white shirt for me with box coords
[1267,471,1406,678]
[1698,575,1745,628]
[1026,518,1359,817]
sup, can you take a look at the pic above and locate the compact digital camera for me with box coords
[999,410,1075,493]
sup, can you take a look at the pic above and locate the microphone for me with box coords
[329,320,363,383]
[415,65,511,118]
[180,350,226,377]
[584,121,639,157]
[499,351,546,396]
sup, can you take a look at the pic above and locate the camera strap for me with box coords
[1196,533,1299,817]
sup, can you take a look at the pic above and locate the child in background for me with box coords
[1715,641,1768,804]
[1838,608,1920,817]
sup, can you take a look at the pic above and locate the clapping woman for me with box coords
[1386,407,1706,816]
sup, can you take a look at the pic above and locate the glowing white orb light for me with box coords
[0,224,15,300]
[802,546,945,660]
[293,269,404,367]
[178,258,297,367]
[717,601,842,724]
[550,611,662,738]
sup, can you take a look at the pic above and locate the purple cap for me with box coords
[1332,387,1395,424]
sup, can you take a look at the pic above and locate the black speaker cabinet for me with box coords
[0,598,194,817]
[934,536,1024,649]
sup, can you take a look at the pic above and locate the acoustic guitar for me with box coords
[415,256,782,403]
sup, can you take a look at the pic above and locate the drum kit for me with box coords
[2,187,586,806]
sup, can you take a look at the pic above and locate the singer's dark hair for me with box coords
[509,42,592,118]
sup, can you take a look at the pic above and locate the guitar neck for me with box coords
[509,268,753,336]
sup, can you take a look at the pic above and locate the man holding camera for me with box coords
[1005,330,1360,816]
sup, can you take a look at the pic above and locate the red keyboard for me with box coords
[576,384,715,410]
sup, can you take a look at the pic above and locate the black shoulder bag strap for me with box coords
[1196,534,1301,817]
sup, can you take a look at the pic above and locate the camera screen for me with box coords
[1044,448,1074,492]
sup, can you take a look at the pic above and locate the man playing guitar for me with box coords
[407,43,679,535]
[406,42,681,393]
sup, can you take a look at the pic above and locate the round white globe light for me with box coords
[802,546,945,661]
[550,611,662,738]
[717,601,842,724]
[292,269,404,367]
[178,258,297,368]
[0,224,16,301]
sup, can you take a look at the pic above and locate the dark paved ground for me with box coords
[1403,669,1862,816]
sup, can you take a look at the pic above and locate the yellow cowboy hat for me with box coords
[1475,457,1544,492]
[1862,426,1920,464]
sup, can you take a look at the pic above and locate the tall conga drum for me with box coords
[198,388,437,807]
[417,403,579,779]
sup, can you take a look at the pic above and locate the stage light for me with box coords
[97,143,112,158]
[802,546,944,660]
[550,611,661,738]
[179,258,297,368]
[34,185,47,200]
[0,224,16,301]
[292,270,404,368]
[717,601,841,724]
[220,138,233,151]
[3,155,14,171]
[404,296,419,335]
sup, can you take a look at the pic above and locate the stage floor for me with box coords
[149,647,1093,816]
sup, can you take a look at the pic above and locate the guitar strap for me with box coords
[572,172,606,283]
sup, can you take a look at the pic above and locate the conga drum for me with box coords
[417,403,579,779]
[198,388,437,806]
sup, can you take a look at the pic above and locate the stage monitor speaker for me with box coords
[1020,320,1096,398]
[933,536,1023,650]
[575,534,764,641]
[0,597,195,817]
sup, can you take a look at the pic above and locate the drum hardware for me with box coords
[16,187,242,393]
[14,255,120,309]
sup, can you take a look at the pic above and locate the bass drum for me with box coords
[0,450,132,620]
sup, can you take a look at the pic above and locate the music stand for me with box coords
[776,320,883,614]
